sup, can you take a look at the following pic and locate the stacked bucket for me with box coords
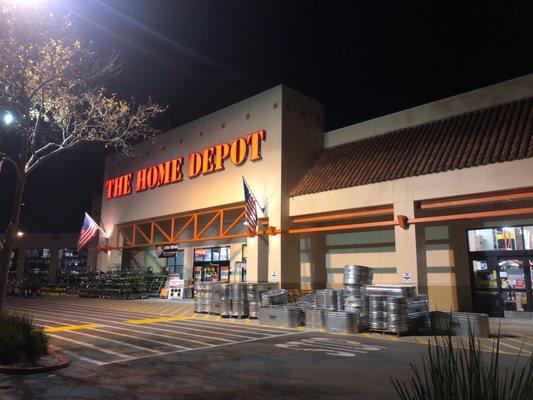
[220,283,232,317]
[193,282,213,313]
[231,283,249,318]
[369,295,387,330]
[247,283,271,318]
[195,282,276,319]
[342,265,373,330]
[366,288,429,334]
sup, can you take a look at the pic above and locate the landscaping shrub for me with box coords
[390,325,533,400]
[0,312,48,365]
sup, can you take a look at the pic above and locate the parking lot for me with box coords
[1,297,532,400]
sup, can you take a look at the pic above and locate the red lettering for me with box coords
[146,166,159,189]
[123,174,132,195]
[188,152,202,178]
[170,157,184,182]
[105,179,114,199]
[113,176,124,197]
[202,146,216,174]
[214,143,230,171]
[246,130,266,161]
[158,161,171,185]
[136,169,147,192]
[230,137,248,165]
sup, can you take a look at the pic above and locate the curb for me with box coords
[0,351,70,375]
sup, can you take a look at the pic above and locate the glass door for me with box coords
[498,257,529,312]
[471,257,502,316]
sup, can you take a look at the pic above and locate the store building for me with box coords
[97,74,533,317]
[1,232,87,284]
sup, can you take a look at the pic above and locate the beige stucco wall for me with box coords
[291,158,533,310]
[97,85,324,285]
[290,158,533,216]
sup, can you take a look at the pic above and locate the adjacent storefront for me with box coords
[96,74,533,317]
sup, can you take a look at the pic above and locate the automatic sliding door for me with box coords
[472,258,502,317]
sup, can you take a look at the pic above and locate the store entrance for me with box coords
[471,255,533,316]
[468,225,533,317]
[193,246,231,283]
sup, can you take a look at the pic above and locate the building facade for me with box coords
[97,74,533,317]
[2,233,85,284]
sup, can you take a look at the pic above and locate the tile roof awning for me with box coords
[291,97,533,197]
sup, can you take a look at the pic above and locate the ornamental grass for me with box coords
[0,312,48,365]
[390,324,533,400]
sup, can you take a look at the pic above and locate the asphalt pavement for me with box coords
[1,297,531,400]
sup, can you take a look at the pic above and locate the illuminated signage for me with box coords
[105,130,266,200]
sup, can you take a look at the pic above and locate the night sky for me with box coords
[1,0,531,233]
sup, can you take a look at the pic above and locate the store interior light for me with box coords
[243,221,248,226]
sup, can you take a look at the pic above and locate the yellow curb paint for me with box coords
[203,314,210,320]
[123,316,190,325]
[216,316,222,321]
[44,324,103,333]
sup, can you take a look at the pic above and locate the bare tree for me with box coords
[0,3,166,310]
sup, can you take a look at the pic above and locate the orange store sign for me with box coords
[105,130,266,200]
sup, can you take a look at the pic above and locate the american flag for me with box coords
[243,178,258,237]
[77,213,102,250]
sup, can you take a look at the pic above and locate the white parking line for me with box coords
[25,313,194,350]
[7,305,215,347]
[498,341,531,353]
[102,331,306,366]
[25,306,235,344]
[89,328,192,350]
[503,337,533,349]
[47,334,132,359]
[170,320,271,337]
[30,316,163,354]
[52,346,106,366]
[158,321,261,339]
[190,319,293,334]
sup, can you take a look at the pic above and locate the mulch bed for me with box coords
[0,351,70,375]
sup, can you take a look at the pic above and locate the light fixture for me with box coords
[16,230,25,238]
[2,112,14,126]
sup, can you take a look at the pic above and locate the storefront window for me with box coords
[9,250,18,281]
[167,250,184,276]
[194,246,230,262]
[472,259,497,288]
[468,227,524,251]
[25,248,51,282]
[58,248,87,284]
[498,259,525,289]
[501,291,528,312]
[523,226,533,250]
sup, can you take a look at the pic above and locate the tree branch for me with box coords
[0,153,20,176]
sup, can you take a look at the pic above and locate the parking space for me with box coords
[5,296,533,368]
[4,298,303,366]
[2,297,532,400]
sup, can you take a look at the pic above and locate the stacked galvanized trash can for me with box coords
[194,282,277,318]
[297,265,429,335]
[305,265,374,334]
[365,284,429,334]
[194,265,430,335]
